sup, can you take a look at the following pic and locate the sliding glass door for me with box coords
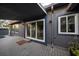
[26,19,45,42]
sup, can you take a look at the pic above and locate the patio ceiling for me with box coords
[0,3,46,21]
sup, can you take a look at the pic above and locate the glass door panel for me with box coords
[27,24,31,37]
[37,21,43,40]
[31,23,36,38]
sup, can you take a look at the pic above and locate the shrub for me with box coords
[68,40,79,56]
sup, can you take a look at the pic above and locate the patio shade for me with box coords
[0,3,46,21]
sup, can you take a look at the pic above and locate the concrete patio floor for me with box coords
[0,36,70,56]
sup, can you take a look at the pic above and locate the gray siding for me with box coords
[50,7,79,47]
[10,23,25,37]
[45,12,52,45]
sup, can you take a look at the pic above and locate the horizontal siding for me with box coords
[45,12,52,44]
[51,7,79,47]
[10,24,24,37]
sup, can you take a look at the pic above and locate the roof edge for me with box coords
[45,3,69,11]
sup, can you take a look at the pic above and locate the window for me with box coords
[58,14,78,34]
[60,17,66,32]
[68,16,75,32]
[26,19,45,42]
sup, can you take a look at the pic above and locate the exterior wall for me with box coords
[10,23,25,37]
[45,11,52,45]
[50,6,79,48]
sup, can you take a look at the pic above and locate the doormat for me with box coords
[16,40,31,45]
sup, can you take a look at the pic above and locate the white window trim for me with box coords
[58,14,78,34]
[25,19,45,42]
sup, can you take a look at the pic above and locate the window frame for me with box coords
[58,14,78,34]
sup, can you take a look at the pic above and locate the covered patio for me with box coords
[0,36,70,56]
[0,3,70,56]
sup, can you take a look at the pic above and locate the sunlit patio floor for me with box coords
[0,36,70,56]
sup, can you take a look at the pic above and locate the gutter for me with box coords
[45,3,69,12]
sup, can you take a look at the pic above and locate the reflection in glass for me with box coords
[31,23,36,38]
[68,16,75,32]
[37,21,43,40]
[61,17,66,32]
[27,24,30,37]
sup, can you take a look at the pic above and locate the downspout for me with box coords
[50,5,54,48]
